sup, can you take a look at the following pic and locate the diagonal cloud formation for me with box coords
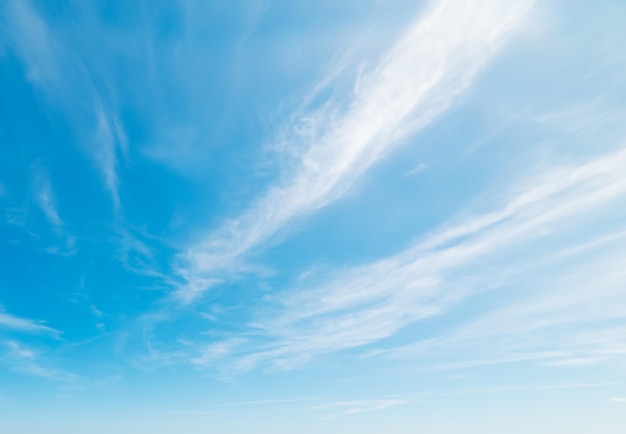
[0,310,61,336]
[179,0,536,300]
[192,145,626,371]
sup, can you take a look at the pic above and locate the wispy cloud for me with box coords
[315,399,407,418]
[376,232,626,370]
[177,0,536,300]
[166,396,408,419]
[405,162,427,177]
[93,101,124,211]
[32,166,62,230]
[168,396,336,416]
[609,398,626,403]
[0,310,61,336]
[193,144,626,371]
[2,0,59,89]
[1,0,126,211]
[166,410,218,416]
[1,340,73,381]
[30,165,77,254]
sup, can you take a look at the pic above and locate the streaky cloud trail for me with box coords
[178,0,536,301]
[192,145,626,371]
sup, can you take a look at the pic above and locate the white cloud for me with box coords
[316,399,407,418]
[539,357,608,367]
[405,162,427,177]
[178,0,536,299]
[382,245,626,371]
[93,102,123,211]
[609,398,626,403]
[1,0,125,211]
[32,168,62,229]
[2,0,59,88]
[166,411,218,415]
[30,165,77,253]
[1,340,74,381]
[195,145,626,371]
[191,338,247,367]
[0,310,61,336]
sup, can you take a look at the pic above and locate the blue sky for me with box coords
[1,0,626,432]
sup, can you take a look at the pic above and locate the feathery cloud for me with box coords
[1,0,126,211]
[0,310,61,336]
[93,102,124,211]
[194,145,626,371]
[32,166,62,230]
[1,340,73,381]
[2,0,59,88]
[316,399,407,418]
[178,0,536,300]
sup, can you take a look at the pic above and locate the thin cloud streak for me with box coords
[178,0,536,300]
[316,399,408,418]
[94,102,124,211]
[196,146,626,371]
[1,0,125,211]
[1,340,75,381]
[30,165,77,253]
[33,169,62,230]
[414,264,626,369]
[0,311,61,336]
[2,0,59,88]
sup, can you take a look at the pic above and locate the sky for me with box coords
[1,0,626,432]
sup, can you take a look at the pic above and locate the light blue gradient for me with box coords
[1,0,626,433]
